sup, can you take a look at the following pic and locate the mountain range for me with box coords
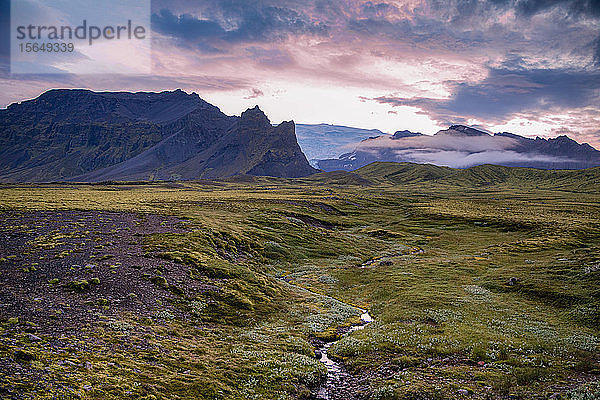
[0,89,316,182]
[1,89,599,182]
[316,125,600,171]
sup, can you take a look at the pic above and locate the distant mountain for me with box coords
[295,124,384,167]
[391,130,423,139]
[317,125,600,171]
[0,89,316,182]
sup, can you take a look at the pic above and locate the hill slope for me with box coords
[355,162,600,192]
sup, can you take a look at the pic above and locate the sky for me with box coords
[0,0,599,148]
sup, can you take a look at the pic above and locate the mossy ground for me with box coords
[0,171,598,399]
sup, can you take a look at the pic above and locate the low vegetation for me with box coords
[0,163,598,399]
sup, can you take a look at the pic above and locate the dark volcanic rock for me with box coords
[14,350,36,362]
[0,89,316,181]
[437,125,490,137]
[392,130,422,139]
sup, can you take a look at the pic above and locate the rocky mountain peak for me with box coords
[0,90,317,181]
[241,105,269,120]
[439,125,490,136]
[392,130,422,139]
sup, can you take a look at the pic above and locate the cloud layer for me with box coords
[152,4,329,52]
[390,149,574,169]
[0,0,599,148]
[338,129,600,169]
[371,67,600,125]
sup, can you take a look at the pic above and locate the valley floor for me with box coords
[0,175,599,399]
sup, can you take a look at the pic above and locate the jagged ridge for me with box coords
[0,89,317,182]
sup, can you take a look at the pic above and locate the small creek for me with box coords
[315,310,374,400]
[278,277,374,399]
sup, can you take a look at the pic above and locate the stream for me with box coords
[316,310,374,400]
[278,277,375,399]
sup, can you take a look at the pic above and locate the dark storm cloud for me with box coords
[427,0,600,18]
[152,3,329,52]
[594,34,600,65]
[495,0,600,17]
[361,1,396,17]
[372,67,600,125]
[345,0,600,63]
[148,0,600,69]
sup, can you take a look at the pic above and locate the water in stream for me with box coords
[315,311,373,400]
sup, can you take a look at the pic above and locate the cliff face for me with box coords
[0,90,316,182]
[237,107,317,178]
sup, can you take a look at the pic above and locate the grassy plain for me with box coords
[0,163,599,399]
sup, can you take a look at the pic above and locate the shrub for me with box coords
[263,241,290,260]
[65,280,90,292]
[371,385,397,400]
[189,300,207,316]
[569,381,600,400]
[318,274,338,284]
[471,344,488,361]
[65,278,100,292]
[156,310,175,320]
[150,275,167,287]
[513,367,545,385]
[14,349,36,362]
